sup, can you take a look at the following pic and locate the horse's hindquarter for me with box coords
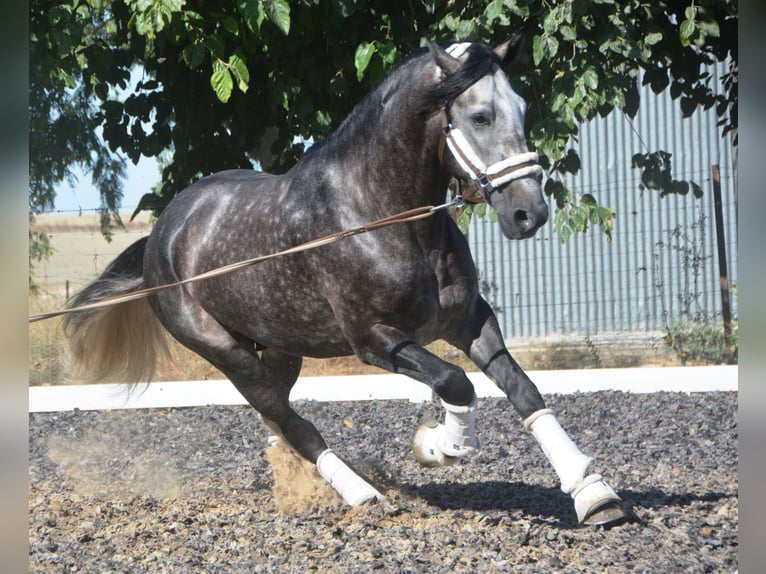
[143,170,349,355]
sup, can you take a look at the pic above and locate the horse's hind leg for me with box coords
[450,297,625,525]
[229,347,383,506]
[158,310,382,507]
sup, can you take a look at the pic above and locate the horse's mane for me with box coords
[304,42,501,158]
[418,43,502,113]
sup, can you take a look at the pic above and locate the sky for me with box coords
[52,66,161,214]
[52,155,159,214]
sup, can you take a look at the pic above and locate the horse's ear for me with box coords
[427,40,461,75]
[493,30,526,66]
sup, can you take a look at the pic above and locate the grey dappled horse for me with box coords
[64,36,625,525]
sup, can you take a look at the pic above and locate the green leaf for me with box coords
[669,180,689,195]
[698,20,720,39]
[204,34,225,60]
[645,31,663,46]
[484,0,504,24]
[690,181,703,198]
[223,16,240,35]
[331,0,357,18]
[544,178,569,209]
[130,192,165,221]
[211,64,233,103]
[570,204,588,231]
[229,54,250,93]
[456,210,472,234]
[238,0,266,33]
[545,35,560,59]
[582,68,598,90]
[532,35,544,66]
[551,92,567,113]
[354,42,375,81]
[595,206,614,224]
[641,167,664,190]
[182,43,206,69]
[558,148,581,174]
[377,42,398,68]
[455,19,476,40]
[680,96,697,117]
[679,20,696,46]
[554,211,573,244]
[265,0,290,36]
[580,193,597,207]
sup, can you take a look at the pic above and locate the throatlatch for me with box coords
[524,409,625,525]
[412,395,480,467]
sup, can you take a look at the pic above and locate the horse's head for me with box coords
[428,36,548,240]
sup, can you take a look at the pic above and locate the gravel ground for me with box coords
[29,390,738,573]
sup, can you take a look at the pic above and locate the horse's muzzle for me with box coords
[514,202,549,238]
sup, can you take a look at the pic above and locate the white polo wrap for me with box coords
[524,408,592,494]
[316,449,382,507]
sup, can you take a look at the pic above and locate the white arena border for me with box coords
[29,365,737,413]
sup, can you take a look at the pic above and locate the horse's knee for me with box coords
[432,368,475,406]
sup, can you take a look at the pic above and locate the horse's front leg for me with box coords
[450,297,626,525]
[352,323,482,467]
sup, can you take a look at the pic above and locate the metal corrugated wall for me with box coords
[468,62,737,339]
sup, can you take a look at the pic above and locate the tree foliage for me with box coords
[30,0,737,255]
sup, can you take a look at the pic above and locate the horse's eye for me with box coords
[471,112,490,127]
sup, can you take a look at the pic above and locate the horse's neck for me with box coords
[352,106,449,211]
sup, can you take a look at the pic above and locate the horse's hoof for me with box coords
[412,419,459,467]
[573,474,626,526]
[580,499,627,526]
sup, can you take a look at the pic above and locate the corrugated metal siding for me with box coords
[468,62,737,339]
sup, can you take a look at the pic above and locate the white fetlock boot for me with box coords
[525,408,625,525]
[316,449,383,507]
[413,395,480,467]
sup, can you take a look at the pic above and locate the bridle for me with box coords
[438,109,542,205]
[435,45,543,206]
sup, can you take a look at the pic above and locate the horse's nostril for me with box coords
[514,209,531,228]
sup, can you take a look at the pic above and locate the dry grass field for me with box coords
[31,212,154,297]
[29,212,680,386]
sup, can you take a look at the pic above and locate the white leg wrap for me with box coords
[525,409,624,524]
[438,395,480,457]
[524,408,591,494]
[316,449,383,507]
[412,396,480,467]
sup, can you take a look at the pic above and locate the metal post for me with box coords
[711,165,734,363]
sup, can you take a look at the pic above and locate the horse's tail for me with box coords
[62,237,170,386]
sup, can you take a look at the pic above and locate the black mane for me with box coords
[306,42,502,158]
[418,43,502,114]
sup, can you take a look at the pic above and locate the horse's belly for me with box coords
[200,279,354,357]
